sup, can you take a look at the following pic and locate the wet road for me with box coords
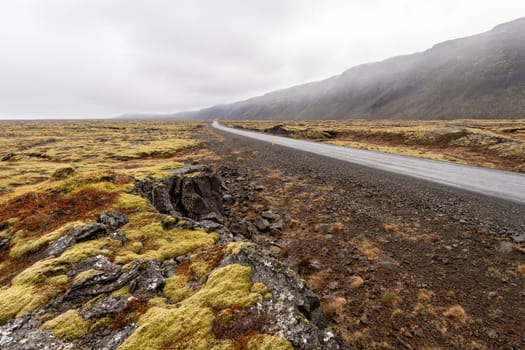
[212,121,525,205]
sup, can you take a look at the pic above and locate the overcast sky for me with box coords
[0,1,524,119]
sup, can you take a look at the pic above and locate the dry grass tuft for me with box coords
[517,264,525,276]
[348,276,364,289]
[417,289,435,303]
[443,305,468,323]
[322,297,347,319]
[358,240,381,261]
[306,268,333,291]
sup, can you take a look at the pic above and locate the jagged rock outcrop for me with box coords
[0,167,351,350]
[135,165,224,222]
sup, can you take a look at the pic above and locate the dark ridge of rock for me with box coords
[98,211,129,231]
[47,212,128,257]
[0,167,352,349]
[264,125,290,136]
[1,153,15,162]
[0,238,10,251]
[0,313,69,350]
[135,166,224,222]
[222,247,350,350]
[82,296,128,320]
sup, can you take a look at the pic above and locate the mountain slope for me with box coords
[174,17,525,120]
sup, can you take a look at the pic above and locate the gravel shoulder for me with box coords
[200,126,525,349]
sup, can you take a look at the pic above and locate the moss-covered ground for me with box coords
[0,120,291,349]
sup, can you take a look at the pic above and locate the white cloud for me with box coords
[0,0,523,118]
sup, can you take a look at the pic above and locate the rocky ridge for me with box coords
[0,166,348,349]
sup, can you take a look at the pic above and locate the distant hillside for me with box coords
[171,17,525,120]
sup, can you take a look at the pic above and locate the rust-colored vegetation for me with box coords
[0,188,117,238]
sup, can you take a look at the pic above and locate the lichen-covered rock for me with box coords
[222,247,350,350]
[0,314,71,350]
[82,296,128,320]
[98,211,128,231]
[47,223,107,257]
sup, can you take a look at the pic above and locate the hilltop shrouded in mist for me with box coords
[168,17,525,120]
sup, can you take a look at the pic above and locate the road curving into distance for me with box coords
[212,121,525,205]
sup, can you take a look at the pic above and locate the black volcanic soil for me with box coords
[192,127,525,350]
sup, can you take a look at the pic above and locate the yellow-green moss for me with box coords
[164,274,192,304]
[247,335,293,350]
[118,264,269,350]
[223,241,253,256]
[113,193,151,211]
[190,260,211,280]
[111,286,131,297]
[130,242,143,254]
[0,238,113,325]
[114,217,218,264]
[9,221,84,259]
[250,282,269,296]
[0,285,39,325]
[89,316,112,333]
[73,269,103,284]
[42,310,90,341]
[148,297,168,308]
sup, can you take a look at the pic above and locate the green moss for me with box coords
[148,297,168,308]
[164,274,191,304]
[89,316,112,333]
[42,309,90,341]
[113,193,151,211]
[118,264,269,350]
[247,335,293,350]
[10,221,84,259]
[114,218,217,264]
[0,238,112,325]
[0,285,38,325]
[111,286,131,297]
[190,260,211,280]
[250,282,269,296]
[73,269,103,284]
[223,242,253,256]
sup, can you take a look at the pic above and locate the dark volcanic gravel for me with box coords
[197,127,525,350]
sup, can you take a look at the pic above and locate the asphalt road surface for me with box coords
[212,121,525,205]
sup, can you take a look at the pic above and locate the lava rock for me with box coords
[262,211,280,221]
[0,238,10,251]
[1,153,15,161]
[99,211,128,230]
[47,223,107,257]
[222,247,349,350]
[83,296,128,320]
[253,218,270,232]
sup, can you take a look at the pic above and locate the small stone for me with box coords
[0,238,9,251]
[512,233,525,243]
[253,217,270,232]
[499,241,513,254]
[270,220,284,231]
[99,211,128,230]
[255,185,265,191]
[262,211,280,221]
[222,194,234,204]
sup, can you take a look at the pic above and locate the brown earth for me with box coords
[191,126,525,350]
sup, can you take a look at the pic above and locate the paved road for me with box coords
[212,121,525,205]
